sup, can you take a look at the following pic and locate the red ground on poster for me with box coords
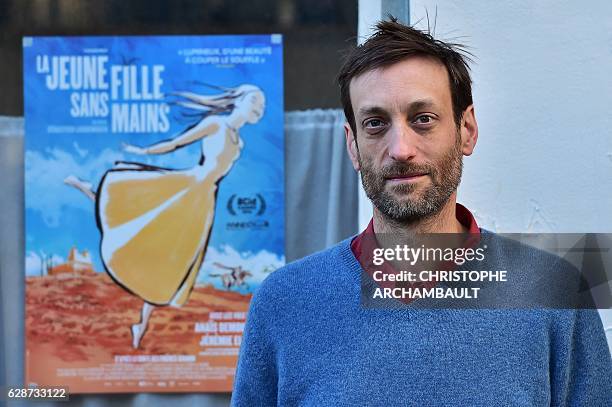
[25,272,251,393]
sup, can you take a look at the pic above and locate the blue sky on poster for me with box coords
[24,35,285,280]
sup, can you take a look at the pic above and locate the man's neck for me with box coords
[372,196,467,234]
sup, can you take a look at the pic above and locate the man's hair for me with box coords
[338,18,473,134]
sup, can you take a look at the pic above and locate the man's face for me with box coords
[345,56,477,224]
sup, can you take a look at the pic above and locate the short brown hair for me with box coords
[338,18,473,134]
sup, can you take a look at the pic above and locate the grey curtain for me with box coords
[285,109,358,261]
[0,110,357,406]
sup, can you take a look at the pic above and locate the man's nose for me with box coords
[387,122,418,161]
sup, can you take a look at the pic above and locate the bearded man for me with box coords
[232,19,611,406]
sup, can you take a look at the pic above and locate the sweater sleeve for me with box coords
[231,279,278,406]
[551,309,612,406]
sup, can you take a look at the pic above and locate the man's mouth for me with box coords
[385,173,428,182]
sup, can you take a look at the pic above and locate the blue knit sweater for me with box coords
[232,231,612,406]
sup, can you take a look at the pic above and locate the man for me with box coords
[232,19,611,405]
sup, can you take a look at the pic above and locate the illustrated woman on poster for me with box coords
[65,84,266,348]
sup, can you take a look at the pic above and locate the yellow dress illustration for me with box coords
[98,125,242,306]
[65,84,265,348]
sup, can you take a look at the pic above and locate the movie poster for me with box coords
[23,34,284,393]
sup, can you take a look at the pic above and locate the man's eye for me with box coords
[414,115,434,125]
[364,119,386,129]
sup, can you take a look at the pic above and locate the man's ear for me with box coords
[460,105,478,156]
[344,122,360,171]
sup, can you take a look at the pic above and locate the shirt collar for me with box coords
[351,203,480,259]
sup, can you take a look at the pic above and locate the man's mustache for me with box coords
[379,162,434,178]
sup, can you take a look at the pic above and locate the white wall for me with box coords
[408,0,612,233]
[409,0,612,350]
[358,1,612,231]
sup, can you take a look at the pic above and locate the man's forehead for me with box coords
[349,56,451,114]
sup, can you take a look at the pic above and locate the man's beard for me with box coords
[358,134,463,224]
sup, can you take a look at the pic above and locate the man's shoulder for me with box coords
[251,237,357,304]
[480,228,575,270]
[479,228,594,308]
